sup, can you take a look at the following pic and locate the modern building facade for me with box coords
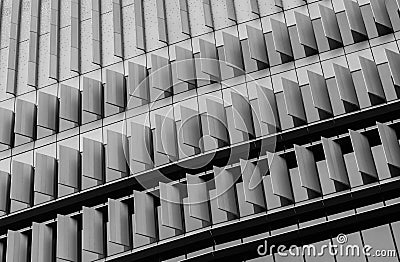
[0,0,400,261]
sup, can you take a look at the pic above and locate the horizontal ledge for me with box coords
[97,177,400,262]
[0,100,399,235]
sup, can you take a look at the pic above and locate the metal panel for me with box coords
[199,39,220,79]
[205,99,229,143]
[0,240,3,261]
[349,130,378,179]
[180,106,201,149]
[83,207,104,255]
[58,146,80,189]
[256,85,279,128]
[294,11,317,51]
[250,0,259,15]
[10,161,33,205]
[59,84,80,124]
[71,0,80,72]
[0,108,14,146]
[113,0,123,57]
[130,122,153,165]
[134,0,143,26]
[134,191,156,239]
[6,0,22,95]
[6,230,28,262]
[82,77,103,116]
[160,182,183,230]
[37,92,58,131]
[134,0,146,50]
[242,37,257,73]
[282,78,306,122]
[180,0,191,35]
[108,198,130,247]
[370,0,392,29]
[49,0,60,80]
[92,0,102,64]
[222,32,244,70]
[14,99,36,139]
[155,114,178,159]
[343,0,367,37]
[359,56,386,100]
[226,0,237,22]
[270,18,293,57]
[386,49,400,88]
[82,138,104,181]
[319,4,343,45]
[151,54,172,91]
[107,130,128,173]
[246,25,269,64]
[186,174,210,222]
[333,63,359,108]
[156,0,168,43]
[106,69,126,108]
[214,166,239,216]
[231,91,255,136]
[27,0,41,87]
[34,153,56,196]
[267,152,294,201]
[0,171,10,213]
[294,145,322,194]
[307,70,333,115]
[203,0,214,28]
[57,215,78,262]
[322,137,350,186]
[175,46,195,84]
[386,0,400,32]
[377,123,400,170]
[128,62,149,101]
[31,223,53,262]
[239,159,265,208]
[6,49,17,94]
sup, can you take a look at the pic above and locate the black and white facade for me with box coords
[0,0,400,261]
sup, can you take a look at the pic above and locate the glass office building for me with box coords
[0,0,400,261]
